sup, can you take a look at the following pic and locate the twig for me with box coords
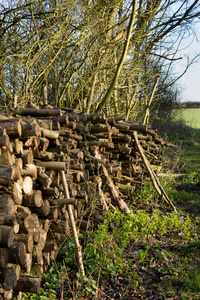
[133,131,178,214]
[60,170,85,276]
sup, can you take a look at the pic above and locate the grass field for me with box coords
[174,108,200,128]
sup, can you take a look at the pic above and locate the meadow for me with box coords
[174,108,200,129]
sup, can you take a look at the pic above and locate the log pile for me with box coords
[0,105,176,299]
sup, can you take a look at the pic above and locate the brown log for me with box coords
[107,116,126,125]
[0,214,18,227]
[54,114,69,125]
[14,276,41,294]
[49,171,60,187]
[0,165,15,187]
[7,264,21,280]
[9,242,27,267]
[0,121,21,137]
[53,198,77,206]
[0,226,14,247]
[22,148,34,165]
[23,190,43,208]
[0,194,15,216]
[24,136,40,148]
[12,140,24,155]
[43,252,50,266]
[0,248,9,268]
[37,119,52,130]
[41,127,59,139]
[23,214,40,235]
[39,137,49,151]
[30,200,50,217]
[14,107,62,117]
[0,135,10,147]
[16,205,31,218]
[13,234,34,253]
[36,160,67,172]
[0,267,17,291]
[60,131,83,141]
[39,151,55,161]
[28,101,39,109]
[32,147,41,159]
[90,124,111,134]
[0,149,14,165]
[37,168,52,188]
[46,207,59,220]
[42,187,59,198]
[21,122,41,138]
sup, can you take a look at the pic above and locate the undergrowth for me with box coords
[21,204,199,299]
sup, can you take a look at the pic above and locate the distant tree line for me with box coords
[0,0,200,124]
[175,102,200,109]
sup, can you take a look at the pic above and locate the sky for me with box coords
[175,55,200,103]
[173,25,200,103]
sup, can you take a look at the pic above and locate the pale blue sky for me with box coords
[174,24,200,103]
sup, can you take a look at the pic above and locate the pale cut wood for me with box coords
[22,176,33,195]
[21,164,37,180]
[25,253,32,274]
[3,289,13,300]
[13,182,23,205]
[41,127,59,139]
[36,160,67,171]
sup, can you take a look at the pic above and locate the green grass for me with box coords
[173,108,200,129]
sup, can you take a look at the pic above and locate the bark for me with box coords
[14,276,41,294]
[14,107,62,117]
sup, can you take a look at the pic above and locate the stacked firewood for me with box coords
[0,105,175,299]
